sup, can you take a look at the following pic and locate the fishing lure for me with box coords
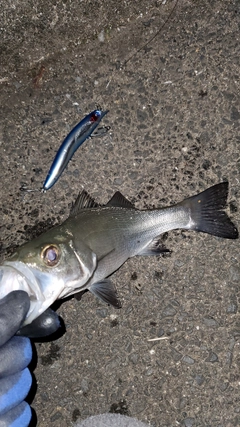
[42,109,109,191]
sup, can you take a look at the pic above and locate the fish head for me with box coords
[0,230,97,324]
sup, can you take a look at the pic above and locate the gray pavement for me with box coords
[0,0,239,426]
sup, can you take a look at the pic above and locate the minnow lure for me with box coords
[42,109,109,191]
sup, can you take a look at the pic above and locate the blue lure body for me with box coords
[42,109,109,191]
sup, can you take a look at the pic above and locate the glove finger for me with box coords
[17,308,61,338]
[0,337,32,378]
[0,401,32,427]
[0,292,30,346]
[0,368,32,415]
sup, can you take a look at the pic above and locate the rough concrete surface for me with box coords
[0,0,239,426]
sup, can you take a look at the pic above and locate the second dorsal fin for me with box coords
[106,191,135,209]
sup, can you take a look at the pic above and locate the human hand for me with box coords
[0,291,61,426]
[0,291,32,426]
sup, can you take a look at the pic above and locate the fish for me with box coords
[42,109,109,191]
[0,182,238,328]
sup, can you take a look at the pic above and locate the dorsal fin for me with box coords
[106,191,135,209]
[70,190,99,216]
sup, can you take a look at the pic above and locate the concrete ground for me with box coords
[0,0,239,426]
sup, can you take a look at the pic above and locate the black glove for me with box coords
[0,291,61,426]
[0,291,32,426]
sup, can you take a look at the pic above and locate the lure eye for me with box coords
[41,245,60,267]
[90,110,101,122]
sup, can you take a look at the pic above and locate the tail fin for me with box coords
[181,182,238,239]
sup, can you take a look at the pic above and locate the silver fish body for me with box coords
[0,182,238,326]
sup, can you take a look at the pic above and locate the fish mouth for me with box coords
[0,261,59,325]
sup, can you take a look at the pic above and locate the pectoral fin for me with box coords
[89,279,122,309]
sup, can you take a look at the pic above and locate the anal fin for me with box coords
[74,290,88,301]
[138,239,170,256]
[89,279,122,309]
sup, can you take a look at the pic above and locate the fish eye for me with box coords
[41,245,60,267]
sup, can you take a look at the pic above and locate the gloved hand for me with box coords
[0,291,32,427]
[0,291,61,427]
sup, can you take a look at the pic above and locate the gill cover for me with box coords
[0,237,97,325]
